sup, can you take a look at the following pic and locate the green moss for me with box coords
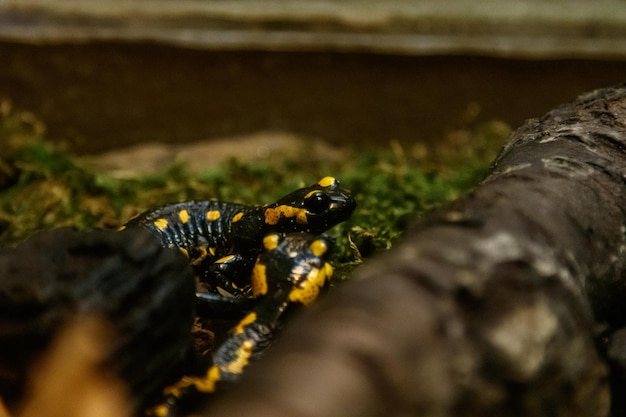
[0,101,510,277]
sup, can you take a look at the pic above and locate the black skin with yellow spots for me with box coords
[151,233,335,417]
[122,178,354,416]
[122,176,355,301]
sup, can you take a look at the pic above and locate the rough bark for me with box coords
[0,229,196,412]
[201,84,626,417]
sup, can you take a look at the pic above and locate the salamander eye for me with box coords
[304,191,331,214]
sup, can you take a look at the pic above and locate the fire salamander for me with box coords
[151,232,334,417]
[120,177,355,415]
[120,176,355,301]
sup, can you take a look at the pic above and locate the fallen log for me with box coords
[201,84,626,417]
[0,229,196,413]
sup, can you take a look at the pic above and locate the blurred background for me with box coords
[1,0,626,154]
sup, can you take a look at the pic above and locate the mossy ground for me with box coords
[0,100,510,279]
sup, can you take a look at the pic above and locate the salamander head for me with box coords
[263,176,356,234]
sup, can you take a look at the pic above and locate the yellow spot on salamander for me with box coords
[209,247,216,256]
[191,246,208,265]
[216,254,235,264]
[190,366,221,393]
[204,366,221,392]
[117,225,126,231]
[264,205,307,225]
[289,264,332,305]
[153,218,168,230]
[318,176,336,187]
[179,247,189,257]
[263,234,279,250]
[164,366,221,397]
[324,262,333,279]
[206,210,221,221]
[225,339,255,375]
[178,209,189,224]
[296,210,308,224]
[232,212,244,222]
[151,404,169,417]
[163,380,183,397]
[252,263,268,297]
[235,312,257,334]
[309,239,328,257]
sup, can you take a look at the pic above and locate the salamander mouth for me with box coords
[329,193,356,219]
[301,196,356,233]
